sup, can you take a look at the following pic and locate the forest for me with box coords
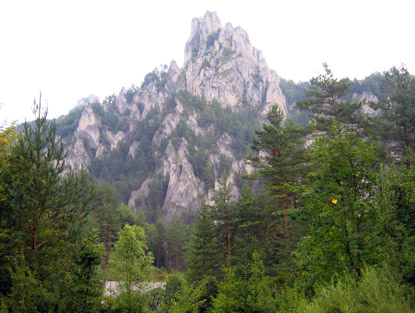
[1,64,415,312]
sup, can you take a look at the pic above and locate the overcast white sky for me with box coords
[1,0,414,125]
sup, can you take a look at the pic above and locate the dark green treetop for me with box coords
[296,63,362,131]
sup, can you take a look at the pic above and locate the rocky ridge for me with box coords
[59,11,290,223]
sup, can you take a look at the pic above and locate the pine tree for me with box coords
[0,99,97,309]
[90,183,121,266]
[186,205,220,280]
[246,105,309,264]
[373,66,415,168]
[296,63,361,131]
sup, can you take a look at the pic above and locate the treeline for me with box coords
[162,64,415,312]
[1,64,415,312]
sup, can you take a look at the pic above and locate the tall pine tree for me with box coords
[0,99,97,310]
[246,105,309,263]
[373,66,415,168]
[296,63,361,132]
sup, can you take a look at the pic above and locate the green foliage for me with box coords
[90,108,162,203]
[55,105,84,138]
[168,280,207,313]
[206,30,220,48]
[61,234,103,313]
[139,175,169,223]
[191,45,199,60]
[91,102,129,133]
[371,66,415,168]
[295,265,414,313]
[110,224,153,313]
[0,125,16,203]
[296,125,380,286]
[372,165,415,285]
[146,218,167,268]
[89,183,143,267]
[233,184,261,261]
[141,65,168,91]
[218,154,233,177]
[186,205,220,281]
[124,85,138,103]
[279,78,310,104]
[0,253,49,313]
[166,215,187,271]
[252,71,263,88]
[211,244,239,313]
[187,146,215,189]
[0,101,99,311]
[210,172,237,255]
[239,251,277,312]
[245,105,309,273]
[350,72,385,100]
[296,63,362,131]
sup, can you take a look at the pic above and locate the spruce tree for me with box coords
[154,217,167,268]
[210,171,237,257]
[211,243,239,313]
[233,183,261,262]
[186,205,220,281]
[167,215,186,270]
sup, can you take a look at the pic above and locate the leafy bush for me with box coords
[295,265,414,313]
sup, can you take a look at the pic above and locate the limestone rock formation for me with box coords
[183,11,287,119]
[59,11,289,223]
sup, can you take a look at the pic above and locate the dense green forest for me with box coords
[1,65,415,312]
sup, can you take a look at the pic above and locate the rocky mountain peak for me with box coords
[60,12,291,223]
[184,11,222,62]
[182,11,287,117]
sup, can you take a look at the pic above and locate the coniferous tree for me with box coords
[154,217,167,268]
[296,63,361,131]
[167,215,186,270]
[211,171,237,257]
[91,183,121,266]
[244,250,276,312]
[211,243,239,313]
[372,66,415,168]
[233,183,261,262]
[246,105,309,272]
[0,100,97,310]
[186,205,220,281]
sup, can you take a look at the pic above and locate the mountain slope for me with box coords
[55,11,291,223]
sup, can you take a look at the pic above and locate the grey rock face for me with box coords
[64,11,290,223]
[182,12,287,120]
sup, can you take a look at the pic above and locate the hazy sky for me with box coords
[1,0,414,125]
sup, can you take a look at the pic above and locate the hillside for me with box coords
[55,11,383,224]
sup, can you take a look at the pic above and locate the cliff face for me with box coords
[183,11,287,118]
[60,11,289,223]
